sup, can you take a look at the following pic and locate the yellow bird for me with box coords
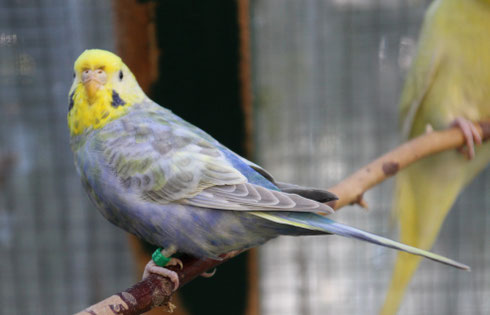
[380,0,490,314]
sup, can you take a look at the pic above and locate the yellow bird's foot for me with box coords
[142,257,183,291]
[450,117,482,159]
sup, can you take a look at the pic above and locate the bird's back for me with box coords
[400,0,490,137]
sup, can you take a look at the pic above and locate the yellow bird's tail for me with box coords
[380,146,490,315]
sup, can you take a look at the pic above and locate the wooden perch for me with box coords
[74,121,490,315]
[74,252,242,315]
[328,121,490,209]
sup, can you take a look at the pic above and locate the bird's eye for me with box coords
[73,72,75,78]
[119,70,123,81]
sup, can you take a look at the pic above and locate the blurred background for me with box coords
[0,0,488,315]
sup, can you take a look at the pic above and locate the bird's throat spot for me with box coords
[111,90,126,108]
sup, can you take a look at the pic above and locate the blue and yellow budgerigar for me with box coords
[381,0,490,314]
[68,49,469,289]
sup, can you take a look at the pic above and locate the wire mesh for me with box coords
[0,1,134,314]
[251,0,490,314]
[0,1,489,315]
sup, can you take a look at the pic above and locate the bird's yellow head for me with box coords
[68,49,146,135]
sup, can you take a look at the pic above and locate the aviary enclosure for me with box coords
[0,1,488,315]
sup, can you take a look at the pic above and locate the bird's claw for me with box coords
[142,258,183,291]
[201,268,217,278]
[167,257,184,270]
[450,117,482,159]
[220,250,241,260]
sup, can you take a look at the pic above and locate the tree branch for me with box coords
[328,121,490,209]
[74,252,243,315]
[74,121,490,315]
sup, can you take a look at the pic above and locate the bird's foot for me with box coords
[197,250,242,278]
[450,117,482,159]
[143,248,182,291]
[142,258,183,291]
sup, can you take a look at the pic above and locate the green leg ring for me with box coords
[152,247,171,267]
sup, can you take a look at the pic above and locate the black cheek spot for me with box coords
[111,90,126,108]
[119,70,123,81]
[68,91,75,111]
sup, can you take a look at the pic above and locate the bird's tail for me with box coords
[251,211,470,271]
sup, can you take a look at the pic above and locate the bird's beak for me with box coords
[82,69,107,102]
[84,80,100,100]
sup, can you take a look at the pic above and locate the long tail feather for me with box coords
[252,211,470,270]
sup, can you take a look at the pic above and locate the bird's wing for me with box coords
[183,183,332,214]
[95,110,332,214]
[232,154,338,203]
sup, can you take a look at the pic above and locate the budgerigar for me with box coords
[68,49,469,289]
[380,0,490,314]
